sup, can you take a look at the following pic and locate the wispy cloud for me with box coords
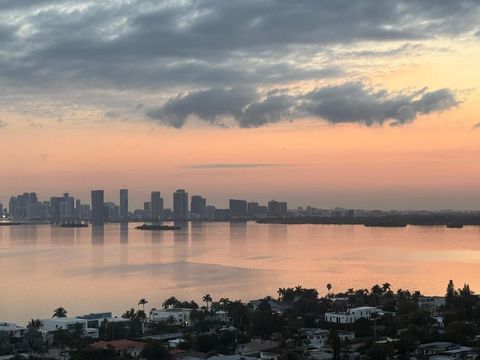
[0,120,8,128]
[183,163,291,169]
[473,122,480,129]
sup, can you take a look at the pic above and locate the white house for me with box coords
[0,322,25,339]
[41,317,99,338]
[324,306,381,324]
[300,328,355,349]
[41,317,88,333]
[150,308,191,325]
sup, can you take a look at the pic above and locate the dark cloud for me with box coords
[473,123,480,129]
[300,83,459,126]
[184,163,290,169]
[147,87,257,128]
[0,120,7,128]
[0,1,478,91]
[146,82,458,128]
[0,0,474,122]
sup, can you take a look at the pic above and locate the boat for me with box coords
[60,223,88,228]
[136,224,181,231]
[446,223,464,228]
[0,222,23,226]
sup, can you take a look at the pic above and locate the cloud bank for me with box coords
[0,0,475,126]
[146,83,458,128]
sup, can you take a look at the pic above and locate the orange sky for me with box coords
[1,2,480,209]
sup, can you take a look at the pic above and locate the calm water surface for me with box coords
[1,222,480,324]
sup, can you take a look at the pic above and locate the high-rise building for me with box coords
[229,199,247,219]
[268,200,288,217]
[120,189,128,221]
[247,202,259,217]
[151,191,163,220]
[0,203,3,218]
[173,189,188,220]
[191,195,206,219]
[91,190,105,224]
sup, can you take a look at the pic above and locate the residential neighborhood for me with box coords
[1,280,480,359]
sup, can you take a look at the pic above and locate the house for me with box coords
[208,355,258,360]
[417,296,446,314]
[248,299,291,314]
[41,317,99,339]
[237,340,279,357]
[324,306,381,324]
[91,339,145,358]
[0,322,25,339]
[78,312,113,328]
[41,317,88,332]
[151,308,191,325]
[300,328,355,349]
[417,342,475,359]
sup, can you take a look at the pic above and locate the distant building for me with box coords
[150,308,191,325]
[324,306,381,324]
[120,189,128,221]
[91,190,105,224]
[214,209,230,221]
[205,205,216,220]
[191,195,206,220]
[144,201,151,218]
[247,202,259,217]
[173,189,188,220]
[300,328,354,349]
[229,199,247,219]
[151,191,164,220]
[268,200,288,217]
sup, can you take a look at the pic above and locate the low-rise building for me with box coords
[150,308,191,325]
[0,322,25,339]
[300,328,355,349]
[324,306,380,324]
[41,317,100,339]
[91,339,145,358]
[237,340,279,357]
[417,342,475,359]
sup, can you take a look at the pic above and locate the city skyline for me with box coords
[0,1,479,209]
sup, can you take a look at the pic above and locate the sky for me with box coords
[0,0,480,209]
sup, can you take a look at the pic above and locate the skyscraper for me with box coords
[191,195,206,220]
[91,190,105,224]
[229,199,248,219]
[151,191,163,220]
[120,189,128,221]
[173,189,188,220]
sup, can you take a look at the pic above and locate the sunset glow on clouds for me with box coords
[0,0,480,209]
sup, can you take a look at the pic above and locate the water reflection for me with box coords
[120,223,128,244]
[2,222,480,325]
[229,221,248,241]
[91,224,105,245]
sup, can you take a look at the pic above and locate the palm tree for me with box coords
[138,298,148,312]
[52,307,67,318]
[219,297,230,310]
[122,308,136,319]
[326,283,332,296]
[382,283,391,293]
[27,319,43,330]
[202,293,213,310]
